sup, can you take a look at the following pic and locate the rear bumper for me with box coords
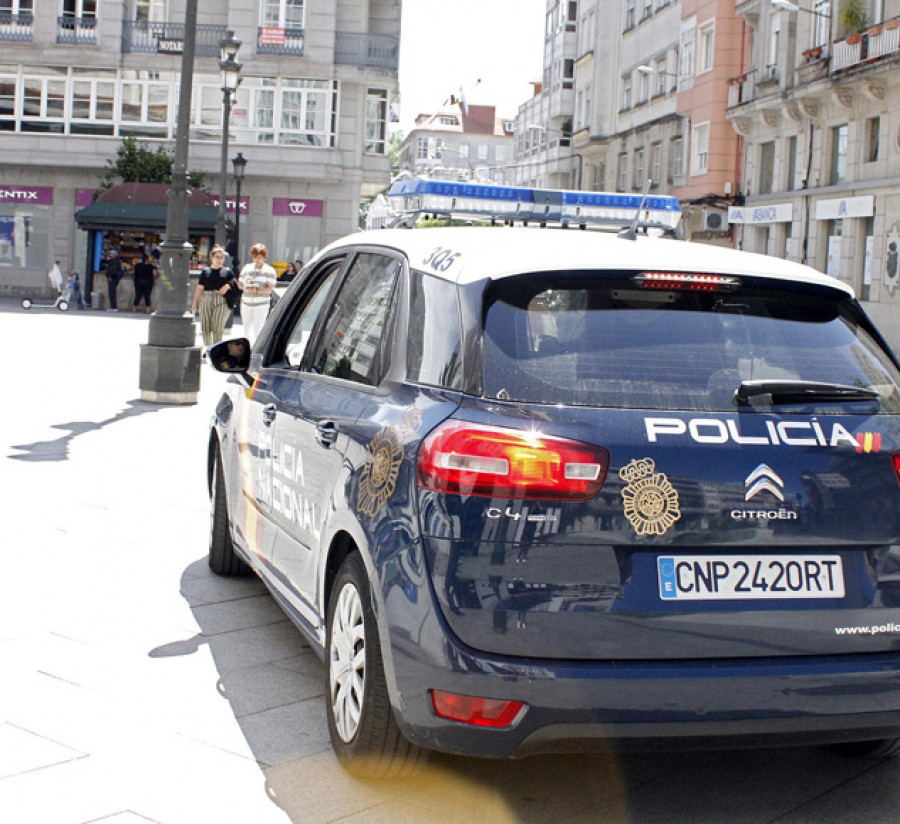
[381,573,900,757]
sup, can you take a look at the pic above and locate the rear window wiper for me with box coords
[735,380,879,406]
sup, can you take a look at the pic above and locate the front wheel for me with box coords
[325,553,425,778]
[208,446,249,576]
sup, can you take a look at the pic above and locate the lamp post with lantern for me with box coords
[231,152,247,268]
[215,30,242,248]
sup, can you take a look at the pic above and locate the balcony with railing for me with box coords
[121,21,228,57]
[57,15,96,45]
[334,32,399,69]
[832,17,900,71]
[727,69,757,108]
[257,26,304,55]
[0,12,33,42]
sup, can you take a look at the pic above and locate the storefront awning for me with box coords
[75,182,224,233]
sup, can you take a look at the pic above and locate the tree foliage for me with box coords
[98,137,205,193]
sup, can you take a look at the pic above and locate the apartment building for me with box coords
[396,104,515,184]
[726,0,900,344]
[515,0,743,243]
[0,0,399,297]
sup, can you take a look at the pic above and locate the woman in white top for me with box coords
[238,242,277,345]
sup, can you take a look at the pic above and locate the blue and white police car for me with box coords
[207,179,900,777]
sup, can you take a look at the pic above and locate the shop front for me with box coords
[75,182,219,310]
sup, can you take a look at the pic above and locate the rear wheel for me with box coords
[326,552,425,778]
[21,298,32,310]
[57,300,69,312]
[208,447,249,576]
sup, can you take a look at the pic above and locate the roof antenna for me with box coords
[618,178,652,241]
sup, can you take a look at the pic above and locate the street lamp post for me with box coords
[215,31,242,249]
[231,152,247,268]
[138,0,200,404]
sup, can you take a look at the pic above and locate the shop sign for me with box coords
[0,185,52,205]
[76,189,95,208]
[210,196,250,215]
[815,195,874,221]
[158,38,184,54]
[728,203,792,224]
[273,198,323,218]
[259,27,286,45]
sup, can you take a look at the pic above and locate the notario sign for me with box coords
[0,186,53,205]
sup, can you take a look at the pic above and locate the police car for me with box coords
[207,179,900,777]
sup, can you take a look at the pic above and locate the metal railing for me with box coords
[727,69,756,108]
[832,19,900,70]
[0,12,33,42]
[121,21,228,57]
[256,26,304,55]
[334,32,399,69]
[57,15,96,45]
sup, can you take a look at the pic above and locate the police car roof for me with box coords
[324,227,854,296]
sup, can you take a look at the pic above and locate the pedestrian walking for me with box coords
[132,253,157,314]
[238,242,277,345]
[190,245,237,350]
[63,269,86,310]
[105,250,123,311]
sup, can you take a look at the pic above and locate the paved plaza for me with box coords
[4,302,900,824]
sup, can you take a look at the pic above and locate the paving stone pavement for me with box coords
[3,301,900,824]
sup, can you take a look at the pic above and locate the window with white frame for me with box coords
[625,0,636,29]
[477,144,488,161]
[669,135,683,181]
[638,70,649,103]
[365,88,387,154]
[680,26,695,78]
[699,21,715,73]
[768,13,781,74]
[813,0,830,46]
[416,136,429,160]
[622,75,631,109]
[655,58,667,95]
[260,0,304,30]
[495,144,506,162]
[2,0,33,15]
[633,147,645,188]
[61,0,96,18]
[651,141,662,185]
[134,0,165,22]
[691,122,709,175]
[617,152,628,191]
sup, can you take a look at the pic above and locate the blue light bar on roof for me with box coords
[387,178,682,229]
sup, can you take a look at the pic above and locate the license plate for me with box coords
[657,555,845,601]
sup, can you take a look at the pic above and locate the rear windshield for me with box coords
[482,272,900,412]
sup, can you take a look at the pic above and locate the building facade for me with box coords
[396,105,515,184]
[726,0,900,345]
[0,0,398,297]
[515,0,743,243]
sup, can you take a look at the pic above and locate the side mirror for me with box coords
[208,338,251,373]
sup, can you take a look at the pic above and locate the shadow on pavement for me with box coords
[152,557,897,824]
[9,399,163,462]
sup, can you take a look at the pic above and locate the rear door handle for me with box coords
[262,404,277,426]
[316,421,338,446]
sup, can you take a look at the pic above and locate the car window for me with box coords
[309,252,401,386]
[283,264,342,368]
[483,273,900,412]
[407,270,463,390]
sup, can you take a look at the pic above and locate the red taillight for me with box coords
[417,420,609,500]
[892,453,900,486]
[431,690,526,727]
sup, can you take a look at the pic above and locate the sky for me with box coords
[395,0,546,134]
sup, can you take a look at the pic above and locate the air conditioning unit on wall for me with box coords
[701,210,727,232]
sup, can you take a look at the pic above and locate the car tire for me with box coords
[208,447,249,576]
[21,298,32,310]
[832,738,900,758]
[326,552,426,778]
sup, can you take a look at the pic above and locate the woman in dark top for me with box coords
[132,253,157,313]
[190,245,237,348]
